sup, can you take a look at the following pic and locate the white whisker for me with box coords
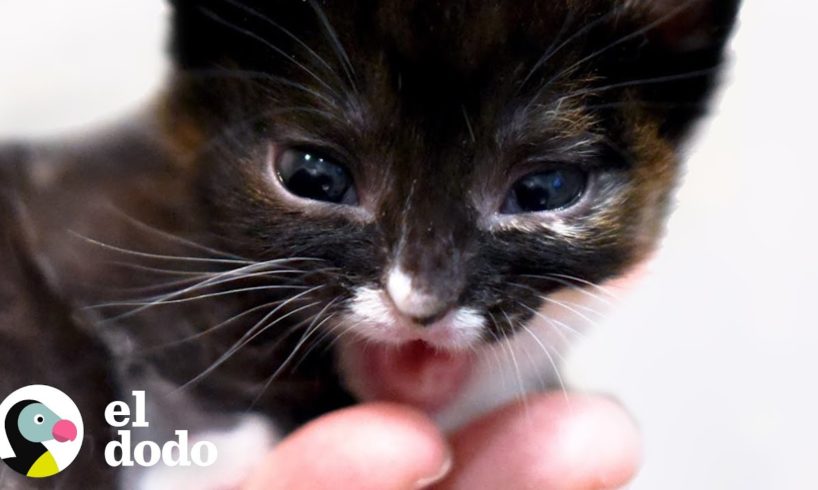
[519,273,614,305]
[140,298,291,352]
[88,284,308,310]
[93,258,322,323]
[69,231,253,265]
[519,324,568,401]
[538,295,601,328]
[501,310,530,413]
[252,309,339,407]
[102,204,249,260]
[519,303,586,340]
[177,292,323,391]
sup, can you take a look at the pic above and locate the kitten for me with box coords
[0,0,740,488]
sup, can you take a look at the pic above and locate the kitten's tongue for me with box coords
[352,341,472,412]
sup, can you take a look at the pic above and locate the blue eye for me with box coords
[502,169,586,214]
[276,149,357,205]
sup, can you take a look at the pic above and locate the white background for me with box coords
[1,1,816,488]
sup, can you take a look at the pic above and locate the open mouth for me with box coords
[340,339,474,413]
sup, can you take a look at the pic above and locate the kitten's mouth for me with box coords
[339,339,473,412]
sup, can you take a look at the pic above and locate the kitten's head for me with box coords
[165,0,739,409]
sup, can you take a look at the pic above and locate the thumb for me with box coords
[243,403,451,490]
[438,394,641,490]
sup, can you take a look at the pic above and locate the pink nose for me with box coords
[52,419,77,443]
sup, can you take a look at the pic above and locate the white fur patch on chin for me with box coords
[342,283,612,432]
[136,415,279,490]
[348,286,395,338]
[345,285,484,350]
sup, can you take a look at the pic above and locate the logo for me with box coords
[0,385,83,478]
[104,391,217,468]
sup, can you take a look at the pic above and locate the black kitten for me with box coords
[0,0,739,487]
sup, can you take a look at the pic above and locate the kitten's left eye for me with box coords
[501,168,587,214]
[275,149,357,205]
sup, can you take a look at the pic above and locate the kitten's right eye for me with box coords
[275,149,357,205]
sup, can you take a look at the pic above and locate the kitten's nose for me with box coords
[385,268,450,324]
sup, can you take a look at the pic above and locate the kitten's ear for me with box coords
[610,0,742,140]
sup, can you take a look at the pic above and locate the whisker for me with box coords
[221,0,345,87]
[558,299,608,319]
[517,274,614,305]
[519,323,568,401]
[100,265,306,295]
[309,309,351,354]
[92,258,321,323]
[198,6,342,99]
[519,303,586,340]
[505,283,605,342]
[461,104,476,143]
[557,66,721,103]
[101,204,249,260]
[180,66,339,108]
[511,320,547,388]
[251,307,339,407]
[485,312,511,392]
[583,100,707,111]
[516,11,576,93]
[98,263,308,297]
[320,319,359,354]
[309,0,359,94]
[290,297,347,367]
[69,231,253,265]
[188,299,322,391]
[539,0,701,98]
[138,297,290,353]
[177,289,324,391]
[518,5,624,91]
[106,262,223,278]
[538,295,601,328]
[86,284,309,310]
[501,310,530,411]
[540,272,620,299]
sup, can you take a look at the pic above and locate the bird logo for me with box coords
[0,385,83,478]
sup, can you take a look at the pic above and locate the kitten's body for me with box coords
[0,120,352,488]
[0,1,739,488]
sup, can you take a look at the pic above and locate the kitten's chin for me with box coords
[336,286,487,411]
[337,339,474,413]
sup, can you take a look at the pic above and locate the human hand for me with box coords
[242,393,640,490]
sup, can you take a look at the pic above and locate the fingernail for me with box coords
[414,451,453,489]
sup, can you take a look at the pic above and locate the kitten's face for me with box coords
[166,0,738,409]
